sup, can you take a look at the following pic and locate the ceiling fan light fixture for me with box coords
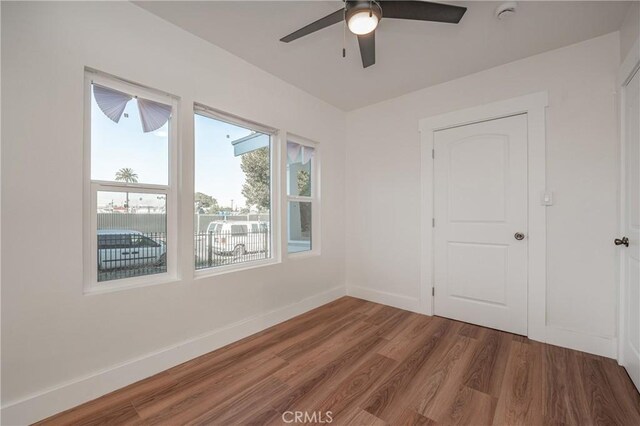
[279,0,467,68]
[347,10,379,35]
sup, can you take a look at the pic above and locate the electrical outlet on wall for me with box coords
[541,191,554,206]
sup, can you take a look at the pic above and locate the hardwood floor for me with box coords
[37,297,640,425]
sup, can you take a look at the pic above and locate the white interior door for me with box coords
[433,114,528,335]
[621,67,640,391]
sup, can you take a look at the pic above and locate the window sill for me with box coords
[84,273,180,295]
[287,249,321,260]
[194,257,281,280]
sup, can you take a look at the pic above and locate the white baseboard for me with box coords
[346,285,617,360]
[544,325,617,359]
[347,285,422,314]
[0,286,346,425]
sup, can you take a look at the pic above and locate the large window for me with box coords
[287,137,318,254]
[85,71,177,291]
[194,105,276,272]
[84,72,321,291]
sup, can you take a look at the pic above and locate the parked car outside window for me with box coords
[199,221,269,257]
[97,229,166,271]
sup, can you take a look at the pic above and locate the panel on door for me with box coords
[622,68,640,391]
[434,114,528,335]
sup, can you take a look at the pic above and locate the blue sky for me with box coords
[92,91,262,209]
[194,114,257,209]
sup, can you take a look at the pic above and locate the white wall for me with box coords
[620,1,639,63]
[1,2,345,422]
[346,33,620,352]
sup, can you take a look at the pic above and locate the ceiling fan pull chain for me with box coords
[342,3,347,58]
[369,0,373,17]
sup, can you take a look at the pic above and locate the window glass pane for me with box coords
[231,225,248,235]
[91,85,169,185]
[287,144,312,197]
[194,113,272,270]
[97,191,167,282]
[288,201,312,253]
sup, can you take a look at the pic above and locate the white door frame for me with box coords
[419,92,548,341]
[617,37,640,367]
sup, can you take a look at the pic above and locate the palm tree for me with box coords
[115,168,138,211]
[115,167,138,183]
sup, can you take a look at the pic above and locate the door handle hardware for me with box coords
[514,232,525,241]
[614,237,629,247]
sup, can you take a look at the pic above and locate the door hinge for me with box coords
[432,287,435,296]
[432,149,435,159]
[432,218,435,227]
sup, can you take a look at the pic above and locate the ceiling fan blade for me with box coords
[280,9,344,43]
[357,32,375,68]
[380,1,466,23]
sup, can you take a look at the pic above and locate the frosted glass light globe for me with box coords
[348,11,379,35]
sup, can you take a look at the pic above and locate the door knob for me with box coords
[514,232,525,240]
[614,236,629,247]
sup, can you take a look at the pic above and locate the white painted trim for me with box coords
[347,285,421,314]
[193,257,281,279]
[0,286,346,425]
[617,36,640,367]
[419,92,549,343]
[193,102,277,135]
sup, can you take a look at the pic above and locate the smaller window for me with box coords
[286,138,319,255]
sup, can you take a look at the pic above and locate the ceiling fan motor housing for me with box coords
[345,1,383,23]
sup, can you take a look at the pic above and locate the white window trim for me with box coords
[192,104,282,279]
[83,70,180,294]
[285,133,321,259]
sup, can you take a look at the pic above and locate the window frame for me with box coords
[192,103,282,278]
[285,133,321,258]
[83,70,180,294]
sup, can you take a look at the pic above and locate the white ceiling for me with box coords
[136,1,631,110]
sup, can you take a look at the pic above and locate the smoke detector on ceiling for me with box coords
[495,2,517,20]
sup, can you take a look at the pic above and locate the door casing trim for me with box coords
[419,92,548,342]
[617,36,640,368]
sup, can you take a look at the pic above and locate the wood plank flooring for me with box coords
[37,297,640,425]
